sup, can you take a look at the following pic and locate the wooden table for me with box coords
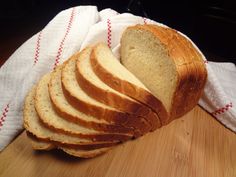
[0,106,235,177]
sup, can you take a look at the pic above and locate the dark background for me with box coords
[0,0,236,65]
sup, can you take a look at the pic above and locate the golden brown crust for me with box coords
[61,55,152,137]
[76,47,161,131]
[91,47,166,127]
[126,25,207,123]
[144,25,207,119]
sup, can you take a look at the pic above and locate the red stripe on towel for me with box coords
[0,104,10,130]
[53,7,76,69]
[107,19,112,48]
[33,31,42,65]
[212,102,233,116]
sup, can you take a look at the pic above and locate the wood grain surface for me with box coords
[0,106,235,177]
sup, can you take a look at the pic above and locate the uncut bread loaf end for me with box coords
[121,24,207,124]
[121,25,207,124]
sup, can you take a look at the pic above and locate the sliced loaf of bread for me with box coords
[34,73,132,142]
[27,132,111,158]
[61,54,151,136]
[49,65,134,135]
[24,24,207,158]
[76,47,161,131]
[24,86,117,148]
[91,43,168,125]
[120,24,207,124]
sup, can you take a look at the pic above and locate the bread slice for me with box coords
[61,146,111,158]
[120,24,207,124]
[26,132,111,158]
[76,47,161,131]
[35,73,132,142]
[24,86,117,148]
[49,65,134,135]
[90,43,168,125]
[26,131,55,150]
[61,54,151,136]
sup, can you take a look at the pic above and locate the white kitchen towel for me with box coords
[0,6,235,151]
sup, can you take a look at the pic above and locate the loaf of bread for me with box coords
[23,24,207,158]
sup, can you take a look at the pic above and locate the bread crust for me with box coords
[76,47,161,131]
[90,45,168,126]
[61,55,152,136]
[122,25,207,124]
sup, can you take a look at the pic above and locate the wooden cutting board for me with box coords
[0,106,235,177]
